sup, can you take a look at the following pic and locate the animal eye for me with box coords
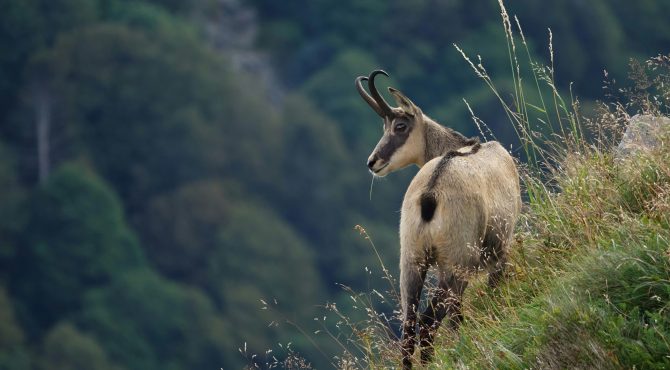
[394,122,407,132]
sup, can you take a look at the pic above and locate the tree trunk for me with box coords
[35,87,51,183]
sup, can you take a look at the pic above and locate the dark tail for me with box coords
[420,192,437,222]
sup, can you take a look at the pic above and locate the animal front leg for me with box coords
[418,273,468,364]
[400,263,426,370]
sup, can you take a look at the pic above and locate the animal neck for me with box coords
[418,117,475,167]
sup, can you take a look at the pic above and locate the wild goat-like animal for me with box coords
[356,70,521,369]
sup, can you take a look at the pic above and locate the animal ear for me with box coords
[388,87,421,116]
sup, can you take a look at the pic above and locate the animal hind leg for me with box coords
[400,261,427,370]
[482,229,507,288]
[418,272,468,364]
[488,253,507,287]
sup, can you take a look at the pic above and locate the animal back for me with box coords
[419,140,481,223]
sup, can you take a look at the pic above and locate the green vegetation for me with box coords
[431,138,670,369]
[336,3,670,368]
[12,164,145,335]
[0,0,668,368]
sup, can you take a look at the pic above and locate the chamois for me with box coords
[356,70,521,369]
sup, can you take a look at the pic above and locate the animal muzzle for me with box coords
[367,154,389,175]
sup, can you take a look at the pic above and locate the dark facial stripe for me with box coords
[377,134,408,161]
[376,123,413,162]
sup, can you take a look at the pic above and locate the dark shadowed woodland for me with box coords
[0,0,669,369]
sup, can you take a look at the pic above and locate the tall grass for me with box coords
[325,0,670,369]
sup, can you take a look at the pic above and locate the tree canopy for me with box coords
[0,0,667,368]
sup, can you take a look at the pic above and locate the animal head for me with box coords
[356,70,425,177]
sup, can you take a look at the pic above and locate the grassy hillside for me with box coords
[326,5,670,368]
[431,128,670,369]
[340,68,670,370]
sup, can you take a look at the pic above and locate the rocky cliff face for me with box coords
[615,114,670,161]
[196,0,284,105]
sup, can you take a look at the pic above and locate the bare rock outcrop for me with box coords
[195,0,284,105]
[615,114,670,161]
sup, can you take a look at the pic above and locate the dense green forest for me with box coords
[0,0,668,369]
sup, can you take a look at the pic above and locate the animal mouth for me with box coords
[372,162,390,175]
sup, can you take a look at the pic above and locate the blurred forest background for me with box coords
[0,0,668,369]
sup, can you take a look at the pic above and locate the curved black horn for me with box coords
[355,76,384,117]
[368,70,393,117]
